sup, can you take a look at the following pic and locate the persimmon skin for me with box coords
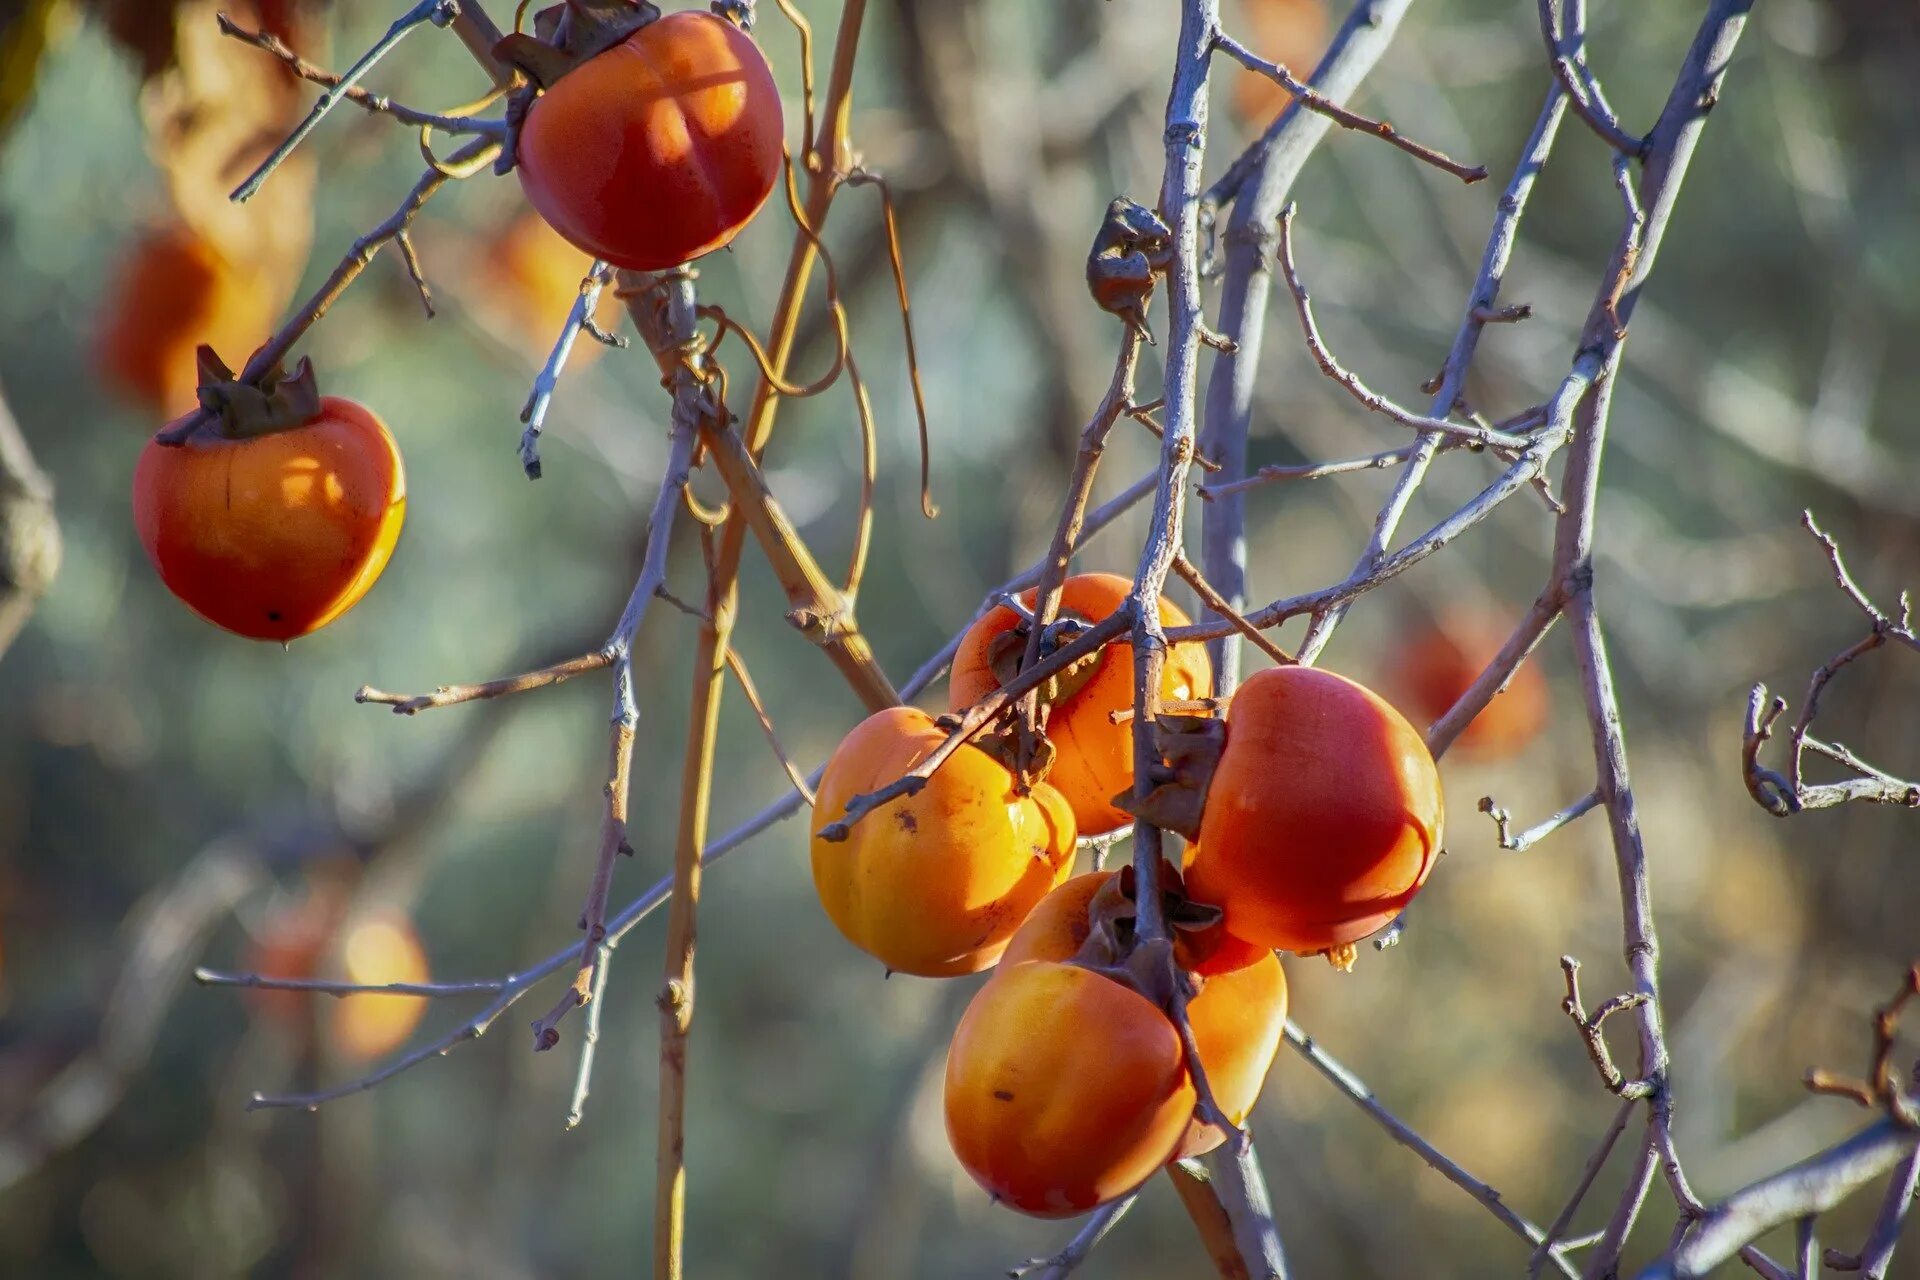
[96,226,276,416]
[1001,872,1287,1157]
[945,960,1196,1217]
[1393,615,1548,759]
[810,707,1077,977]
[949,572,1214,837]
[133,398,405,643]
[1186,666,1443,953]
[516,12,783,272]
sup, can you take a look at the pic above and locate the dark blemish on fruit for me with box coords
[267,610,283,621]
[895,811,918,834]
[993,1090,1015,1102]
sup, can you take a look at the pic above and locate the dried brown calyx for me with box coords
[493,0,662,89]
[1066,863,1227,1010]
[1086,197,1173,343]
[1111,712,1227,840]
[187,345,323,441]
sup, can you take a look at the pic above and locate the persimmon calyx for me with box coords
[1314,943,1359,973]
[192,347,323,440]
[984,614,1104,707]
[1111,713,1226,840]
[1066,863,1223,1009]
[1086,197,1172,341]
[494,0,662,89]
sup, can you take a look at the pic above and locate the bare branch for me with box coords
[1212,32,1487,183]
[1284,1021,1581,1278]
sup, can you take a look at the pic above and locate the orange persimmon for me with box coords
[1391,613,1549,759]
[133,397,406,641]
[1186,666,1444,953]
[516,11,783,271]
[96,225,277,417]
[810,707,1077,977]
[949,572,1214,837]
[945,960,1196,1217]
[1000,871,1287,1157]
[327,912,431,1062]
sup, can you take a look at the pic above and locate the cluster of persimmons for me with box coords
[808,573,1452,1216]
[111,0,1554,1223]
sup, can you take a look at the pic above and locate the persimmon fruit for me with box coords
[1185,665,1444,953]
[809,707,1077,977]
[515,11,783,271]
[1000,871,1287,1157]
[945,960,1195,1216]
[96,226,277,416]
[1391,614,1549,759]
[949,572,1214,837]
[328,912,431,1062]
[133,397,406,642]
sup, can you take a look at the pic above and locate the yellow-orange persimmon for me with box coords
[96,226,277,417]
[327,912,431,1061]
[945,960,1196,1216]
[810,707,1077,977]
[1390,613,1549,759]
[516,11,783,271]
[1000,871,1287,1157]
[133,398,406,642]
[949,572,1213,837]
[1186,666,1443,953]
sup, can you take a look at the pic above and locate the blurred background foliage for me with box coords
[1,0,1918,1275]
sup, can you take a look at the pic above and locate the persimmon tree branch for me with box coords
[1283,1022,1584,1277]
[1636,1121,1920,1280]
[216,13,509,141]
[1744,512,1920,815]
[230,0,481,202]
[157,134,502,446]
[520,260,620,478]
[1210,32,1486,184]
[1198,0,1421,690]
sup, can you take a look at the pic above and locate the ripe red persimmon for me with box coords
[133,397,406,642]
[1185,666,1444,953]
[945,960,1196,1217]
[515,11,783,271]
[1000,871,1287,1157]
[949,572,1214,837]
[809,707,1078,977]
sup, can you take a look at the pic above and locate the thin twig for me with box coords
[231,0,467,203]
[1480,790,1601,852]
[1285,1021,1582,1277]
[1212,31,1487,183]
